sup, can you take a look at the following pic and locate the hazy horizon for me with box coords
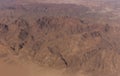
[0,0,120,4]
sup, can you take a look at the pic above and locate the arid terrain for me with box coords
[0,0,120,76]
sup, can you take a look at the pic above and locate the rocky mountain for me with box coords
[0,0,120,76]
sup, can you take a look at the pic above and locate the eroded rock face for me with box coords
[0,16,120,76]
[0,24,9,37]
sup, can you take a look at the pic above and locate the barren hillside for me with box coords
[0,0,120,76]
